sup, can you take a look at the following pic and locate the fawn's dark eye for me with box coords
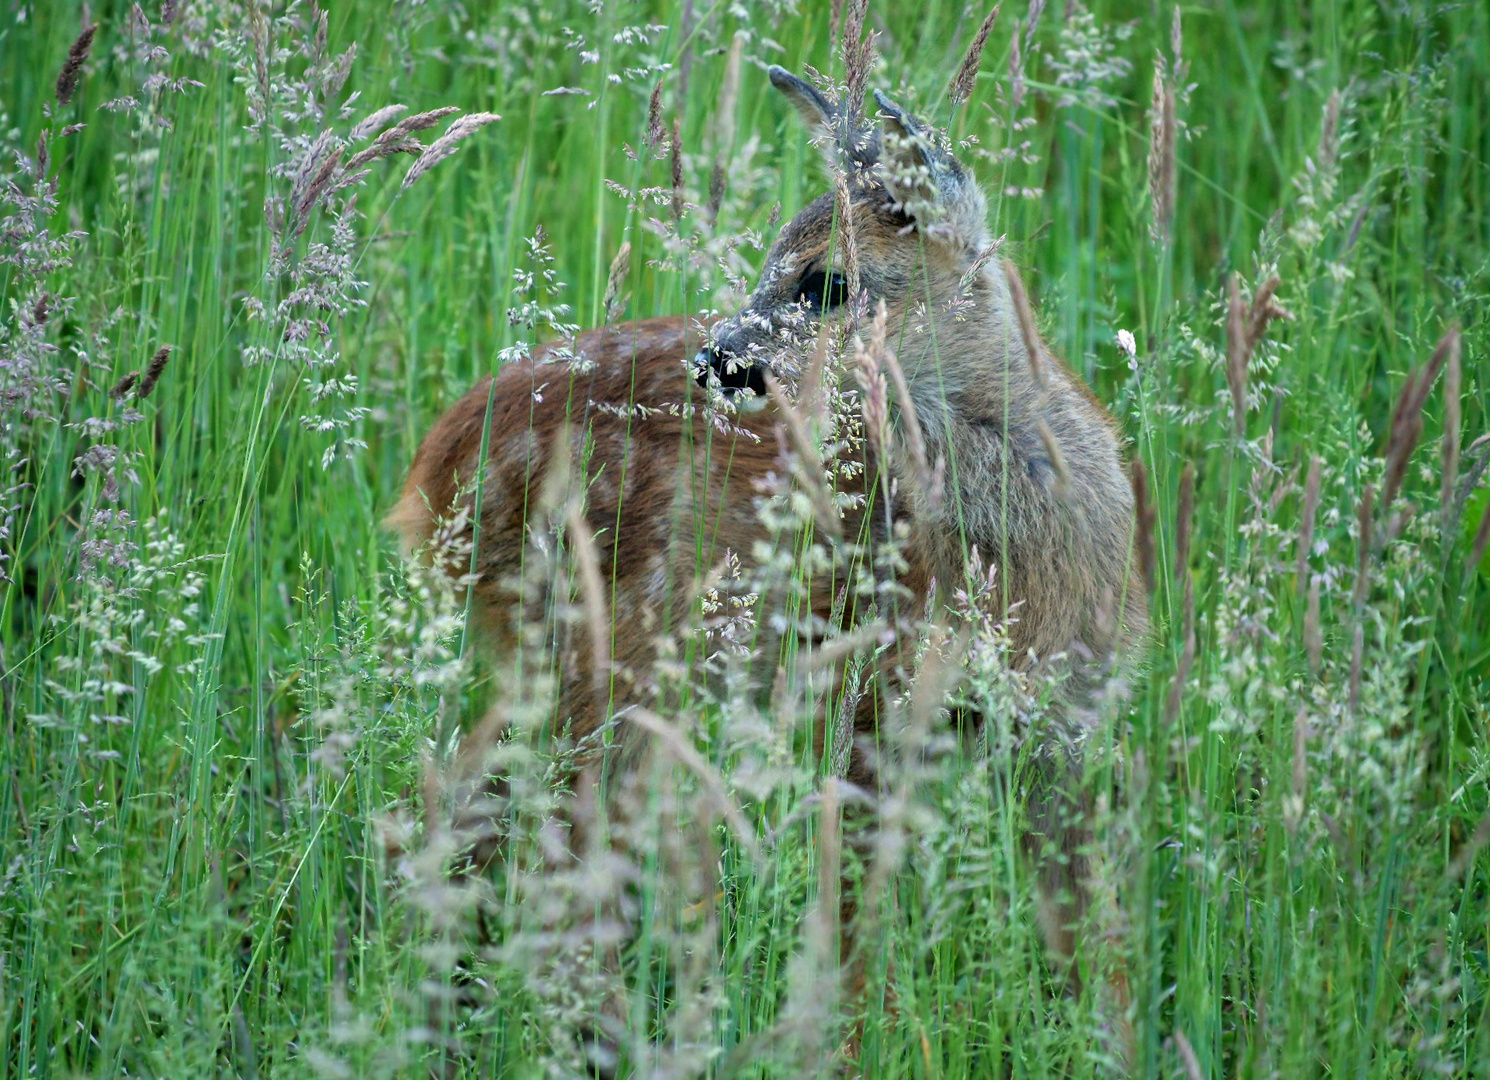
[796,269,850,312]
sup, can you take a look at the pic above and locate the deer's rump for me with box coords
[388,316,856,745]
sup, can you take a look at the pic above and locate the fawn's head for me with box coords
[697,66,999,397]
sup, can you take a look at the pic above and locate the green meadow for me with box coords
[0,0,1486,1076]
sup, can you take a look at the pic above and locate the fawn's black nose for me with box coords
[693,344,767,397]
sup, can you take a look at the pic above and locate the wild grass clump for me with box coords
[0,1,1486,1079]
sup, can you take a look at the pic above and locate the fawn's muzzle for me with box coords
[694,344,767,397]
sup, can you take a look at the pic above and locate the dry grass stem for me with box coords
[564,501,610,711]
[1349,484,1373,712]
[1035,419,1070,497]
[1003,260,1045,389]
[878,327,936,503]
[1469,500,1490,577]
[1130,460,1156,597]
[1305,580,1323,674]
[800,621,891,674]
[1292,707,1310,810]
[627,709,760,862]
[1174,462,1194,579]
[1163,574,1195,724]
[854,308,892,476]
[715,34,744,156]
[950,6,1000,106]
[815,780,843,961]
[1448,814,1490,881]
[55,22,97,107]
[798,323,835,430]
[1438,326,1462,521]
[1354,482,1374,608]
[1348,622,1364,714]
[1173,1029,1204,1080]
[1297,454,1321,590]
[765,375,844,540]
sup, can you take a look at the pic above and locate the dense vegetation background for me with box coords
[0,0,1486,1076]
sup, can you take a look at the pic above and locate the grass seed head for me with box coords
[950,6,1000,106]
[1225,275,1248,434]
[1245,275,1290,348]
[348,104,408,142]
[1009,22,1026,110]
[345,106,445,167]
[670,116,685,219]
[139,346,172,399]
[400,112,500,191]
[1147,59,1176,246]
[1226,274,1290,436]
[602,241,631,324]
[841,0,875,121]
[55,22,97,107]
[110,371,139,400]
[1319,88,1342,175]
[1382,330,1454,509]
[647,79,665,157]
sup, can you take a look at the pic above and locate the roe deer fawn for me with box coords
[389,66,1145,1070]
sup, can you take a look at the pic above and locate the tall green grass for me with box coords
[0,0,1486,1077]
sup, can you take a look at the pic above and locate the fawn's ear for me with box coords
[872,89,988,249]
[768,66,835,132]
[768,65,877,172]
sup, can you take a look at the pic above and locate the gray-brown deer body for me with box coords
[700,73,1141,693]
[390,66,1143,1068]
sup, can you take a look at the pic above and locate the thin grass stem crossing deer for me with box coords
[390,66,1145,1075]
